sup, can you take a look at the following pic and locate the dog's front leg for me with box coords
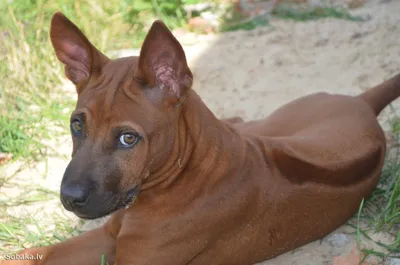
[1,224,116,265]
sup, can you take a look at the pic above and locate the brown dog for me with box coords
[1,12,399,265]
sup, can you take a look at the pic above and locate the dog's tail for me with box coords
[358,74,400,116]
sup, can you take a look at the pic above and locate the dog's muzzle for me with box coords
[60,183,142,220]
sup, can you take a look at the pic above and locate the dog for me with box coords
[1,11,399,265]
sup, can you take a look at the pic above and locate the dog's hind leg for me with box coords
[0,225,116,265]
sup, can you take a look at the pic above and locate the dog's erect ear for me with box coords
[134,20,193,106]
[50,12,108,89]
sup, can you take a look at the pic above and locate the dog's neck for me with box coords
[141,90,249,193]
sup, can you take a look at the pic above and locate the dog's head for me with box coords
[50,12,193,219]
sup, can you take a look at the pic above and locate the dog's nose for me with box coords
[60,183,89,210]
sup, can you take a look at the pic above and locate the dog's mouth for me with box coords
[119,184,141,210]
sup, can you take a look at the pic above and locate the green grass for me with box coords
[348,115,400,260]
[272,3,365,22]
[0,173,82,255]
[367,115,400,228]
[221,14,270,32]
[219,2,270,32]
[366,159,400,232]
[0,207,81,254]
[219,2,365,32]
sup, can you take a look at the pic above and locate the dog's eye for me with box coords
[119,133,138,147]
[71,119,83,135]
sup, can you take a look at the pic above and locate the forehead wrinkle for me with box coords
[76,58,137,136]
[122,77,141,105]
[78,69,113,123]
[104,59,137,118]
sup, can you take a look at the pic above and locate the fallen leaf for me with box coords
[333,246,377,265]
[0,152,13,165]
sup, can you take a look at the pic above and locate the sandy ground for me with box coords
[1,0,400,264]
